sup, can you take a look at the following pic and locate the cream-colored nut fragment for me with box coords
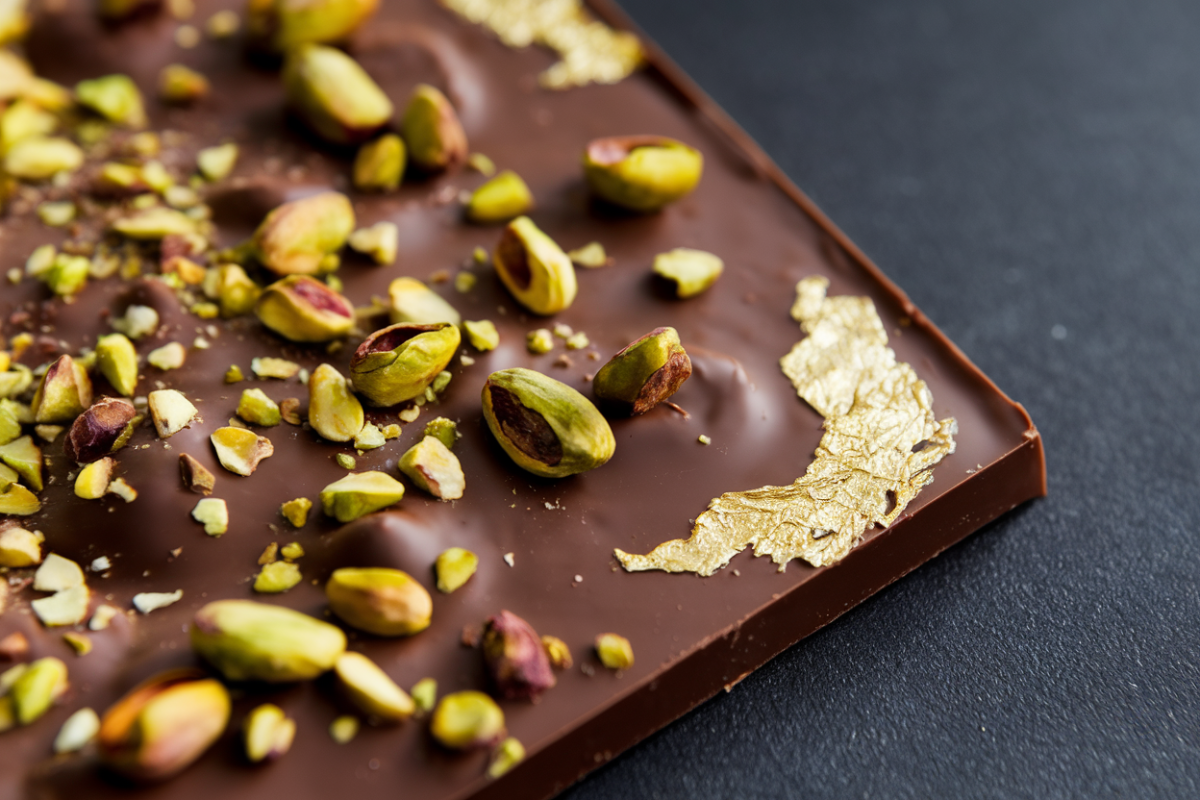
[493,216,576,316]
[435,547,477,593]
[595,632,634,670]
[179,453,215,494]
[31,585,90,627]
[463,319,499,352]
[401,84,467,171]
[399,436,464,500]
[32,354,92,424]
[526,328,553,354]
[75,456,116,499]
[191,497,229,536]
[334,651,415,722]
[307,363,363,442]
[280,542,304,560]
[76,74,146,127]
[54,707,101,754]
[256,274,354,342]
[251,357,301,379]
[191,599,346,682]
[541,635,573,670]
[110,304,159,339]
[430,691,505,751]
[10,657,68,725]
[90,604,120,631]
[196,142,238,181]
[583,136,703,212]
[111,208,197,240]
[652,247,724,298]
[325,566,430,636]
[159,64,209,104]
[148,389,199,438]
[329,715,358,743]
[466,170,533,224]
[37,201,76,227]
[211,427,274,476]
[62,630,92,655]
[204,264,261,318]
[284,44,392,145]
[133,590,183,614]
[488,736,526,778]
[244,703,295,764]
[253,192,355,276]
[147,342,186,370]
[280,497,311,527]
[4,137,83,180]
[0,435,42,490]
[352,134,405,192]
[254,561,301,593]
[387,277,461,326]
[0,527,41,567]
[319,471,404,523]
[347,221,398,265]
[567,241,610,268]
[34,553,85,592]
[237,388,281,426]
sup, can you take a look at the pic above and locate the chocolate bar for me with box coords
[0,0,1045,798]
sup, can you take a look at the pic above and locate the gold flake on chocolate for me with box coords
[440,0,642,88]
[616,277,958,575]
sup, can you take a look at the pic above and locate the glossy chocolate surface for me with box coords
[0,1,1044,798]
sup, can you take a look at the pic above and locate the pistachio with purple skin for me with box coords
[31,355,93,424]
[482,610,556,701]
[255,275,354,342]
[63,397,139,463]
[592,327,692,415]
[349,322,460,407]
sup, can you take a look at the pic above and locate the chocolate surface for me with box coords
[0,1,1043,799]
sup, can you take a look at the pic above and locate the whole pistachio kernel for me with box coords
[387,277,461,326]
[353,133,405,192]
[435,547,478,593]
[334,651,415,722]
[191,600,347,682]
[75,74,146,128]
[492,216,577,316]
[252,192,355,276]
[401,83,468,171]
[4,137,84,180]
[283,44,392,145]
[320,471,404,523]
[466,170,534,224]
[423,416,459,449]
[583,135,703,212]
[243,703,296,764]
[593,326,692,415]
[158,64,209,104]
[256,275,354,343]
[481,368,615,479]
[32,355,93,424]
[325,566,431,636]
[430,691,505,751]
[247,0,379,52]
[595,632,635,670]
[307,363,364,442]
[488,737,526,778]
[349,322,460,407]
[64,396,138,463]
[98,671,231,782]
[398,436,465,500]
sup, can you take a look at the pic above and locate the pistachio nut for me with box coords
[43,253,89,296]
[541,635,573,670]
[463,319,499,352]
[0,434,42,490]
[252,192,355,276]
[353,134,405,192]
[488,736,526,778]
[247,0,379,52]
[37,200,75,227]
[4,137,84,180]
[1,100,57,152]
[196,143,239,182]
[98,670,231,781]
[211,426,274,476]
[244,703,296,764]
[237,388,282,426]
[75,456,116,499]
[10,657,68,726]
[179,453,215,495]
[75,74,146,128]
[329,714,358,743]
[281,542,304,560]
[325,566,430,636]
[398,436,464,500]
[652,247,724,298]
[0,365,32,399]
[111,208,197,240]
[307,363,364,442]
[0,0,28,44]
[401,84,467,171]
[349,322,460,407]
[481,368,615,478]
[593,326,692,415]
[423,416,459,449]
[595,632,634,670]
[387,277,461,326]
[158,64,209,104]
[430,691,505,751]
[353,422,385,450]
[283,44,391,145]
[191,497,228,536]
[95,333,138,396]
[280,497,311,527]
[0,404,18,446]
[0,484,39,515]
[334,651,415,722]
[202,264,262,318]
[32,355,93,424]
[319,471,404,523]
[254,561,301,593]
[256,274,354,342]
[0,526,41,567]
[54,706,101,754]
[147,389,199,438]
[492,216,577,315]
[191,599,346,682]
[482,610,556,701]
[410,677,437,714]
[582,135,703,212]
[347,221,398,265]
[435,547,477,594]
[64,396,139,463]
[466,170,534,224]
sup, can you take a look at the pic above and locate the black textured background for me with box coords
[564,1,1200,798]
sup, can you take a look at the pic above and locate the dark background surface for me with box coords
[564,0,1200,798]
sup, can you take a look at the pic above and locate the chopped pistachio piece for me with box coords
[244,703,295,764]
[595,632,634,670]
[191,497,228,536]
[463,319,499,352]
[132,590,183,614]
[224,365,245,383]
[31,585,90,627]
[110,304,160,339]
[37,201,75,227]
[353,422,385,450]
[347,221,399,265]
[334,651,415,722]
[1,99,56,151]
[565,331,590,350]
[147,342,187,371]
[399,436,464,500]
[526,328,554,354]
[278,499,311,531]
[567,241,610,268]
[541,635,573,670]
[387,276,461,326]
[467,152,495,176]
[422,417,459,449]
[4,137,83,180]
[329,715,359,744]
[0,527,41,567]
[320,471,404,523]
[191,600,346,682]
[34,553,84,592]
[454,271,476,293]
[76,74,145,127]
[210,426,274,476]
[0,484,39,515]
[54,707,100,754]
[148,389,199,438]
[246,0,376,51]
[430,691,505,751]
[196,142,238,183]
[283,44,392,145]
[63,630,93,655]
[254,561,301,593]
[111,207,197,241]
[43,254,90,296]
[352,134,405,192]
[10,657,68,725]
[280,542,304,561]
[335,452,356,470]
[466,170,534,223]
[410,678,437,713]
[159,63,209,104]
[382,423,401,439]
[89,604,120,631]
[652,247,724,298]
[0,435,42,490]
[401,84,467,171]
[250,357,300,379]
[204,264,261,317]
[75,456,116,499]
[488,736,526,778]
[435,547,478,593]
[308,363,363,442]
[179,453,215,495]
[237,388,282,426]
[325,566,430,636]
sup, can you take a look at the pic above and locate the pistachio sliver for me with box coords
[319,472,405,523]
[334,651,415,722]
[252,192,355,276]
[652,247,724,298]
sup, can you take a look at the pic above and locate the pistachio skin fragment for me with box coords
[481,368,615,479]
[283,44,392,145]
[402,84,468,171]
[387,277,461,326]
[334,651,415,722]
[350,322,461,407]
[583,135,703,212]
[466,170,534,224]
[353,133,405,191]
[179,453,215,495]
[307,363,364,443]
[430,691,505,751]
[325,566,431,637]
[320,471,404,522]
[97,671,231,782]
[63,396,138,463]
[595,632,634,670]
[482,610,556,701]
[256,275,354,343]
[398,436,465,500]
[243,703,295,764]
[247,0,379,52]
[492,216,577,316]
[191,600,347,682]
[31,355,93,424]
[95,333,138,396]
[253,192,355,276]
[593,326,692,415]
[652,247,724,298]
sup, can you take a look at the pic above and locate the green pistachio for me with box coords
[423,416,459,449]
[196,142,238,181]
[567,241,610,268]
[325,566,430,636]
[593,326,692,415]
[111,207,197,239]
[243,703,296,764]
[247,0,379,52]
[191,600,346,682]
[582,135,703,212]
[349,322,460,407]
[110,304,159,339]
[401,84,467,171]
[64,396,139,463]
[410,678,437,713]
[43,254,89,296]
[595,632,634,670]
[159,63,209,104]
[254,561,301,593]
[466,170,534,224]
[347,221,398,265]
[54,706,101,754]
[652,247,724,297]
[488,737,526,778]
[37,201,75,227]
[353,133,405,191]
[283,44,391,145]
[430,691,505,751]
[204,263,262,317]
[0,0,28,45]
[75,74,146,128]
[253,192,355,276]
[329,715,358,743]
[147,342,186,370]
[387,277,461,326]
[281,542,304,560]
[334,651,415,722]
[319,471,404,523]
[435,547,477,593]
[467,152,495,176]
[236,388,282,427]
[10,657,68,726]
[0,365,32,398]
[0,484,39,515]
[95,333,138,395]
[256,274,354,342]
[98,670,231,782]
[492,216,577,315]
[1,100,56,151]
[398,436,464,500]
[32,355,92,424]
[541,635,573,670]
[4,136,83,180]
[482,368,614,478]
[462,319,499,352]
[335,452,356,470]
[147,389,198,438]
[0,527,41,567]
[0,403,18,445]
[353,422,384,450]
[191,497,228,536]
[211,426,274,476]
[280,497,311,527]
[307,363,364,442]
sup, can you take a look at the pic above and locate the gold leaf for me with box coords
[616,276,957,575]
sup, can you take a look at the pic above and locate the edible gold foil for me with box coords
[616,277,957,575]
[440,0,643,89]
